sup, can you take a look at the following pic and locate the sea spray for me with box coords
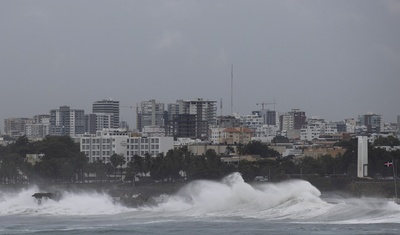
[150,172,329,218]
[0,186,132,216]
[148,174,400,223]
[2,175,400,224]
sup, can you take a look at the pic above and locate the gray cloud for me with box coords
[1,0,399,131]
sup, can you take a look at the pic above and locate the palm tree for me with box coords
[124,155,144,185]
[110,154,126,182]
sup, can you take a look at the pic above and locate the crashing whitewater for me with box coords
[1,172,400,224]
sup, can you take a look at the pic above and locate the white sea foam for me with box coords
[2,173,400,224]
[0,186,131,216]
[148,173,400,223]
[150,173,326,217]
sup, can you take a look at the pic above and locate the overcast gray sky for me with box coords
[1,0,400,131]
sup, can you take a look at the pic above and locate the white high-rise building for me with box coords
[280,113,294,132]
[50,106,85,137]
[137,99,165,131]
[185,98,217,126]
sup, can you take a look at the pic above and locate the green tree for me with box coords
[110,154,125,182]
[239,160,257,181]
[272,136,290,144]
[94,161,107,183]
[150,153,167,181]
[374,136,400,147]
[241,141,280,158]
[334,138,358,176]
[71,152,89,183]
[0,154,23,184]
[124,155,144,184]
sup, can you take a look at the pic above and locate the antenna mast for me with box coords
[231,64,233,116]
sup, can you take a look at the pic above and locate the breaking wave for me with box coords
[1,173,400,224]
[0,186,130,216]
[147,173,400,224]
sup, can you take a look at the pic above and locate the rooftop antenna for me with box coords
[231,64,233,116]
[220,98,223,116]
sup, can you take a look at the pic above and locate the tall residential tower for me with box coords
[92,99,120,129]
[49,106,85,137]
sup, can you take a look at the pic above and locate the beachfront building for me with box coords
[79,129,173,164]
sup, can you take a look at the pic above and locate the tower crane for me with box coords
[256,100,277,110]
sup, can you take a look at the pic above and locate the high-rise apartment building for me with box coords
[279,114,293,132]
[358,113,383,134]
[167,99,187,122]
[292,109,306,130]
[136,99,165,131]
[166,114,197,139]
[166,98,217,139]
[85,113,113,134]
[49,106,85,137]
[279,109,306,131]
[259,110,277,126]
[185,98,217,126]
[92,99,120,129]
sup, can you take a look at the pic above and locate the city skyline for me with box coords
[1,1,399,131]
[2,97,394,135]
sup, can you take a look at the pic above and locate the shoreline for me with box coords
[1,177,398,201]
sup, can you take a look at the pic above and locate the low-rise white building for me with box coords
[300,123,322,141]
[234,113,263,130]
[300,119,339,141]
[79,128,174,164]
[126,136,173,161]
[25,117,50,139]
[209,127,253,145]
[210,128,226,144]
[142,126,166,137]
[255,125,278,138]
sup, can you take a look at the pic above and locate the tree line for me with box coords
[0,135,399,184]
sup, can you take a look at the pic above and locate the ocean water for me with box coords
[1,173,400,235]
